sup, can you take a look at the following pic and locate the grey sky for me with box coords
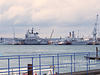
[0,0,100,38]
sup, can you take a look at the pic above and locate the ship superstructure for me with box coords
[24,28,48,45]
[67,31,88,45]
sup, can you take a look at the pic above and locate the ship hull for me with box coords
[71,41,87,45]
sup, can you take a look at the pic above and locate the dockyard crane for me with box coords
[92,14,99,42]
[48,30,54,44]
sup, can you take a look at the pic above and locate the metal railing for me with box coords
[0,51,100,75]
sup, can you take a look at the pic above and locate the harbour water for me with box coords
[0,45,100,74]
[0,45,100,56]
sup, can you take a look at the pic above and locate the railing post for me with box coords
[96,47,98,57]
[88,52,90,70]
[39,55,41,75]
[71,55,72,75]
[87,54,88,75]
[12,69,13,75]
[18,56,20,75]
[74,53,75,72]
[57,54,59,74]
[32,57,33,75]
[28,64,33,75]
[52,56,54,75]
[8,59,10,75]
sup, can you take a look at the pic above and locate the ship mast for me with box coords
[92,14,99,42]
[13,25,15,39]
[12,24,16,45]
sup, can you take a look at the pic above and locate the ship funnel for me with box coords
[72,31,74,37]
[69,32,71,37]
[32,28,34,34]
[72,31,75,41]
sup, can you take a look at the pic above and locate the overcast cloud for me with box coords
[0,0,100,38]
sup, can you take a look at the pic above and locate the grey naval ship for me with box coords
[24,28,48,45]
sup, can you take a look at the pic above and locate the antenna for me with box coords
[77,30,79,38]
[13,25,15,39]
